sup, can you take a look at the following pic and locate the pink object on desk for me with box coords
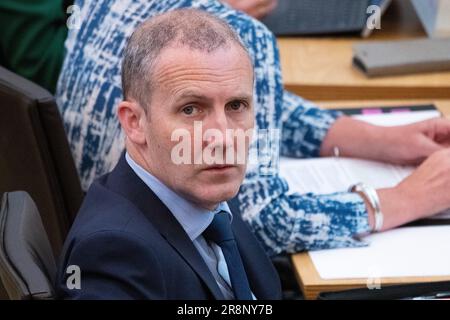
[362,108,383,115]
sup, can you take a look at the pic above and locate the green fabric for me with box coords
[0,0,69,93]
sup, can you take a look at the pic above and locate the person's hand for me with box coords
[320,116,450,166]
[374,148,450,230]
[374,117,450,165]
[221,0,278,19]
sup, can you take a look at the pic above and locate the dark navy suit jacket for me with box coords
[56,155,282,299]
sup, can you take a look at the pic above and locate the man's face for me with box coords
[141,45,254,209]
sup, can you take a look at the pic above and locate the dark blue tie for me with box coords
[203,211,253,300]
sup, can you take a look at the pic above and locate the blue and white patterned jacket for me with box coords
[56,0,370,256]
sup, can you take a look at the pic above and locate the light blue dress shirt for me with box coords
[125,152,255,300]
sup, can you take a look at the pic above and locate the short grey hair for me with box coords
[121,8,251,110]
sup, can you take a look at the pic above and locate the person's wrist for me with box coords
[359,191,375,230]
[319,116,347,157]
[361,122,389,161]
[319,117,384,160]
[371,125,404,163]
[377,186,421,230]
[394,181,430,221]
[353,185,412,232]
[350,183,383,232]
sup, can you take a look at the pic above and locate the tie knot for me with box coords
[203,211,234,244]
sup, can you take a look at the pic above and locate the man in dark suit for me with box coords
[56,8,282,300]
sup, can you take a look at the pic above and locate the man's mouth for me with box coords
[202,164,237,171]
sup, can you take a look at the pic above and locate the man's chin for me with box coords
[192,184,240,208]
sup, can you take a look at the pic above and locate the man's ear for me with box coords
[117,100,147,145]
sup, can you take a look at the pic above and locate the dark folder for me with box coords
[353,38,450,77]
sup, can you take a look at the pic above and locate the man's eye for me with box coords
[182,105,197,115]
[227,100,246,112]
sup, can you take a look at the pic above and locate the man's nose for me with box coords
[203,111,233,148]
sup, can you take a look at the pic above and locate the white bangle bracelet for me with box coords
[349,183,384,232]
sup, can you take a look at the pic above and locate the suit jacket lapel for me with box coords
[106,155,225,300]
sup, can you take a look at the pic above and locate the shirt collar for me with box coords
[125,152,232,241]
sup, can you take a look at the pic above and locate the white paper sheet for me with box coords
[279,157,413,195]
[309,226,450,279]
[353,110,441,126]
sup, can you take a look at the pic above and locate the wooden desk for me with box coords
[291,99,450,300]
[278,0,450,101]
